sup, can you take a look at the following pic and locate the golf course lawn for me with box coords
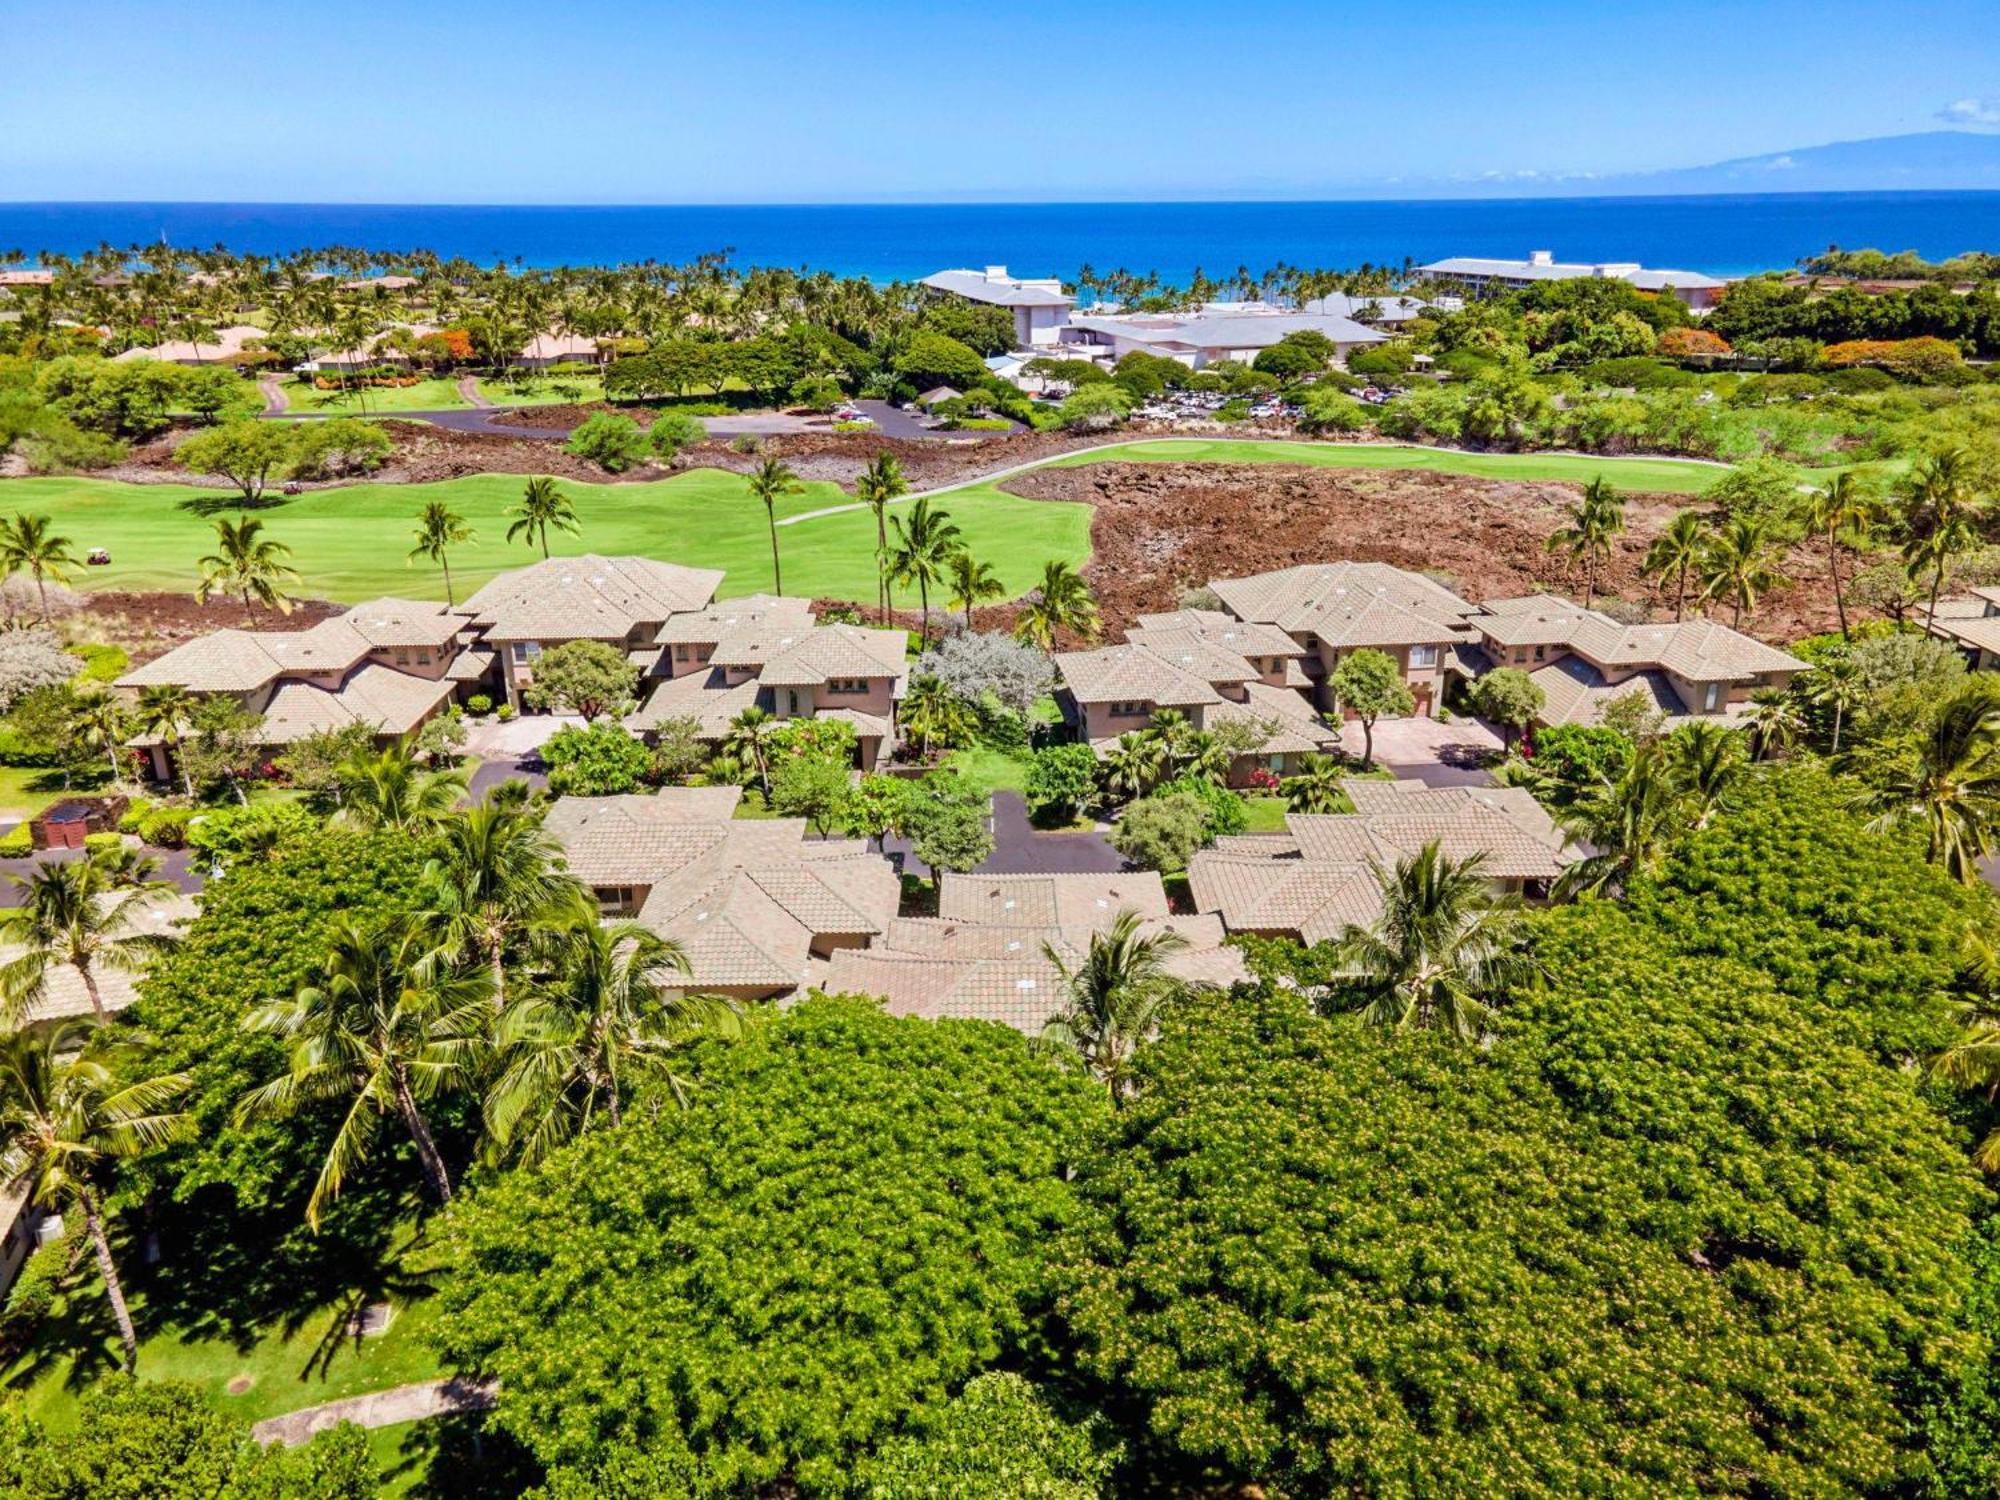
[279,378,470,417]
[476,374,606,406]
[0,468,1095,606]
[1043,438,1734,494]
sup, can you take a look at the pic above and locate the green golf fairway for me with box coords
[0,469,1094,606]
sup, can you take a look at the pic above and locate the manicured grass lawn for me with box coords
[0,765,93,819]
[6,1230,443,1431]
[477,374,606,407]
[1040,438,1733,495]
[279,378,470,417]
[0,469,1094,608]
[1241,795,1290,832]
[939,745,1030,799]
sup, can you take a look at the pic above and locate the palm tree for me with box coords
[507,477,579,560]
[723,706,778,797]
[1545,476,1624,608]
[1280,754,1351,813]
[855,453,908,623]
[899,674,976,758]
[1100,731,1170,802]
[1848,680,2000,883]
[331,741,468,834]
[1641,509,1709,623]
[422,795,585,1011]
[132,684,198,797]
[1012,559,1100,650]
[70,691,129,784]
[0,859,178,1024]
[195,514,300,614]
[237,916,491,1226]
[1039,910,1190,1105]
[1799,471,1877,638]
[1697,515,1785,629]
[0,1024,188,1371]
[0,513,79,622]
[746,458,802,595]
[1745,689,1804,762]
[485,920,740,1164]
[1556,743,1690,898]
[1664,720,1745,828]
[408,501,474,606]
[1803,656,1866,752]
[1900,448,1986,623]
[1930,937,2000,1171]
[1333,843,1526,1041]
[886,497,963,650]
[946,549,1005,629]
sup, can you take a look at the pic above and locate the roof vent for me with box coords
[1015,978,1036,991]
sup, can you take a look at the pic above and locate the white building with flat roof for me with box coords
[920,266,1074,347]
[1417,250,1728,310]
[1057,302,1387,369]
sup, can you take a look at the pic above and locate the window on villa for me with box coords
[1409,644,1437,668]
[1533,646,1545,662]
[675,644,691,660]
[828,678,868,695]
[1110,700,1150,718]
[1704,682,1722,711]
[517,642,542,662]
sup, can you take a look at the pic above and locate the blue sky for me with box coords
[1,0,1995,203]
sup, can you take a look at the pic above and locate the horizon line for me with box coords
[5,187,2000,213]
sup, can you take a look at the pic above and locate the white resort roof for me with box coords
[921,267,1073,308]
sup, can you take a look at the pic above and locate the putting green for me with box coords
[0,469,1093,607]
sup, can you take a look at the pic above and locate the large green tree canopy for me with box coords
[435,997,1108,1496]
[120,829,428,1214]
[1058,853,1990,1494]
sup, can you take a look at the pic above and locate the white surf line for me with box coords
[772,436,1735,528]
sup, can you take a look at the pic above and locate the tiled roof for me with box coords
[1210,562,1477,648]
[627,668,769,737]
[1114,630,1260,686]
[119,598,468,694]
[1472,597,1806,682]
[756,624,908,689]
[1055,644,1222,708]
[337,597,467,650]
[13,892,197,1022]
[655,595,815,645]
[1130,609,1306,659]
[257,663,455,744]
[938,871,1172,932]
[542,787,746,885]
[459,555,723,643]
[1190,779,1572,941]
[1205,680,1340,755]
[1925,610,2000,655]
[547,784,898,994]
[1530,659,1684,727]
[119,630,289,692]
[824,872,1247,1034]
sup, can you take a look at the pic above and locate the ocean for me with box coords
[2,193,1998,282]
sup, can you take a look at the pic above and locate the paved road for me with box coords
[886,791,1123,879]
[252,1376,498,1448]
[0,843,205,904]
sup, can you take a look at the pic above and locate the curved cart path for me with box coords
[456,374,494,408]
[251,1376,498,1447]
[256,375,288,415]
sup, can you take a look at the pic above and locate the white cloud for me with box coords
[1763,155,1797,170]
[1939,98,2000,126]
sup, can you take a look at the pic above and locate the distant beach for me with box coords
[3,191,1999,280]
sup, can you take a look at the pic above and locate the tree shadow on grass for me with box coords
[378,1413,542,1500]
[175,493,294,518]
